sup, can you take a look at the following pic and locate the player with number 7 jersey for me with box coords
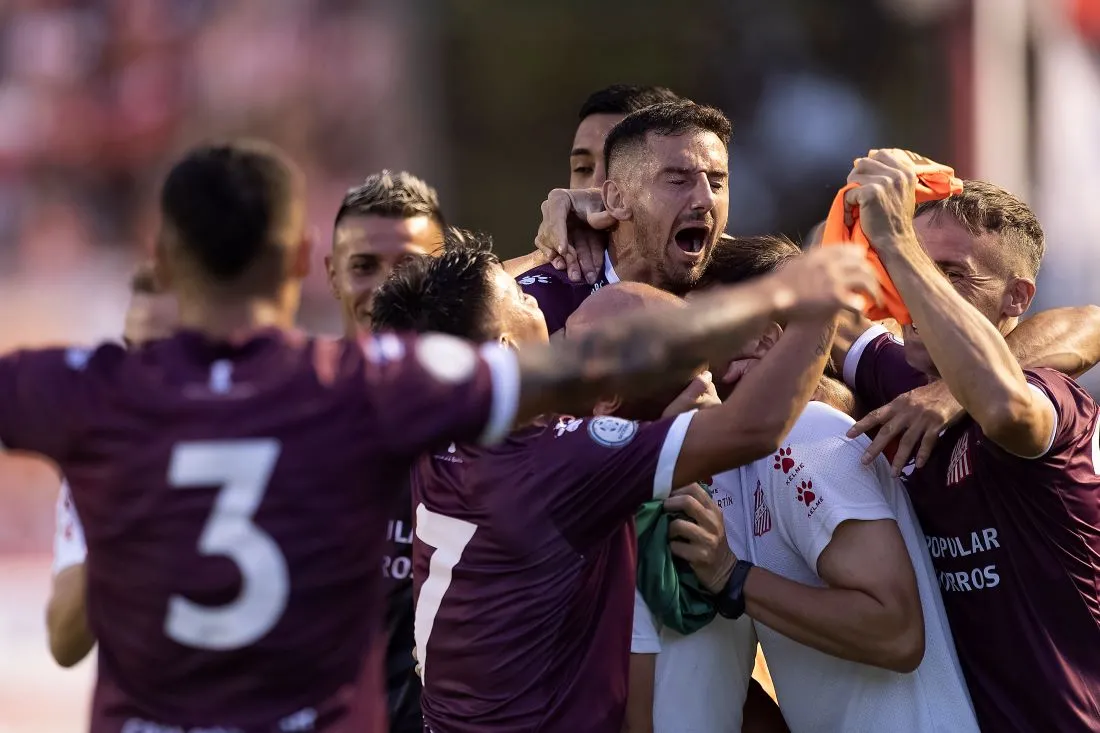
[369,242,879,731]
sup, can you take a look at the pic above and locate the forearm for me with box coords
[743,567,917,672]
[879,236,1032,424]
[46,565,95,667]
[502,251,546,278]
[1008,306,1100,377]
[516,279,787,421]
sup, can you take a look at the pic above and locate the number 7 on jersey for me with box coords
[414,504,477,685]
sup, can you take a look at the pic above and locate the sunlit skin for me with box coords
[486,262,550,347]
[569,113,625,189]
[326,215,445,335]
[605,130,729,295]
[902,213,1035,376]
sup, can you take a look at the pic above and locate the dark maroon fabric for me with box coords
[0,329,502,733]
[410,414,682,733]
[852,331,929,411]
[855,336,1100,732]
[516,262,608,335]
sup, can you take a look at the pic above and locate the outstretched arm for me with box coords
[848,149,1054,458]
[1009,305,1100,377]
[514,246,880,432]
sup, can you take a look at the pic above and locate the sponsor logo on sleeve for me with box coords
[518,275,551,285]
[794,479,823,516]
[415,334,476,384]
[554,416,584,437]
[587,416,638,448]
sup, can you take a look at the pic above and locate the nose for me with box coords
[690,176,716,212]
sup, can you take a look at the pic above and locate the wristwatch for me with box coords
[715,560,755,620]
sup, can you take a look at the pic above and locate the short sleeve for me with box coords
[544,411,696,550]
[769,406,896,570]
[0,348,87,462]
[52,482,87,575]
[842,325,928,411]
[979,368,1093,463]
[360,333,519,457]
[631,588,662,654]
[517,265,589,335]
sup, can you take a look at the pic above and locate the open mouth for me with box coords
[674,225,709,254]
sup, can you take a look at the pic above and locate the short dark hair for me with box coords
[335,170,444,228]
[604,101,731,176]
[371,228,500,342]
[698,233,801,287]
[161,140,298,282]
[915,180,1045,277]
[578,84,681,121]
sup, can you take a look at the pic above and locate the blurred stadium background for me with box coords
[1,0,1098,730]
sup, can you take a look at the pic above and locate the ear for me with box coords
[593,395,622,416]
[499,333,518,351]
[324,253,340,300]
[1002,277,1035,319]
[754,322,784,357]
[602,179,632,223]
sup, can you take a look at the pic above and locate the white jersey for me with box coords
[53,481,87,575]
[712,401,979,733]
[631,494,757,733]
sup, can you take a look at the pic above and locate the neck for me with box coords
[608,232,658,286]
[999,316,1019,338]
[176,295,294,341]
[812,375,858,418]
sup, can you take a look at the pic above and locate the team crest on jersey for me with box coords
[587,416,638,448]
[753,480,772,536]
[946,432,973,486]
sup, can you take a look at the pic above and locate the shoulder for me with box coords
[515,262,573,289]
[784,402,864,461]
[3,342,126,380]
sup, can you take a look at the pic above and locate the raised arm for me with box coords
[1009,305,1100,377]
[847,150,1054,457]
[515,246,881,434]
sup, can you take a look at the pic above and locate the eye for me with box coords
[572,166,593,175]
[352,259,380,275]
[709,180,725,193]
[669,179,687,186]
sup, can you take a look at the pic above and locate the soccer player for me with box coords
[370,232,881,732]
[47,262,178,668]
[324,171,450,733]
[518,100,727,332]
[0,140,873,733]
[632,234,979,733]
[838,150,1100,732]
[326,171,447,333]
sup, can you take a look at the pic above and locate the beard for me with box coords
[631,216,713,296]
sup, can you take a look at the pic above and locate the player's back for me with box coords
[410,412,694,733]
[0,328,512,733]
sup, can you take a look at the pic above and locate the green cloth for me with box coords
[634,499,717,635]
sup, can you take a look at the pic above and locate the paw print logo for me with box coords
[773,447,795,473]
[796,480,817,507]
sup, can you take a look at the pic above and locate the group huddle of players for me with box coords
[9,84,1100,733]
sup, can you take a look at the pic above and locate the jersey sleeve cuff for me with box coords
[1018,383,1059,459]
[653,410,697,500]
[477,343,520,446]
[804,506,895,571]
[842,324,890,388]
[631,588,662,653]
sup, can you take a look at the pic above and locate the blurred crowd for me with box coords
[0,0,426,348]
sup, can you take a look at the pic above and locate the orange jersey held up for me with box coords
[823,162,963,325]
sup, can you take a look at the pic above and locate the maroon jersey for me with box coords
[851,330,1100,732]
[410,411,695,733]
[516,261,610,334]
[0,329,518,733]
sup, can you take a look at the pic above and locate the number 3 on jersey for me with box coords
[414,504,477,684]
[165,439,288,651]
